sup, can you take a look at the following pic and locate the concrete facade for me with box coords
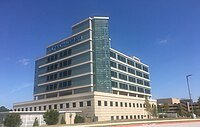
[14,92,156,122]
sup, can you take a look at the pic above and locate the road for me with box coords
[115,122,200,127]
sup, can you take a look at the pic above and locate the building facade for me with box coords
[14,17,156,122]
[157,98,191,117]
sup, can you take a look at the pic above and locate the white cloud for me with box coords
[18,58,30,66]
[10,83,32,94]
[159,39,168,44]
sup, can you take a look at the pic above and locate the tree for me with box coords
[3,113,22,127]
[0,106,9,112]
[198,96,200,104]
[33,117,39,126]
[60,116,66,124]
[157,105,163,113]
[144,97,158,118]
[144,97,151,113]
[163,104,169,113]
[177,104,184,117]
[152,106,158,117]
[43,109,59,125]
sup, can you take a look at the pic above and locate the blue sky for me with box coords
[0,0,200,108]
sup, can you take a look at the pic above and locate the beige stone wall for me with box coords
[13,92,95,118]
[13,92,156,122]
[93,92,156,121]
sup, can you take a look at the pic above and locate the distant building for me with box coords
[157,98,193,117]
[13,16,156,122]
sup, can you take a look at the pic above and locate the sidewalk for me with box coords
[62,119,200,127]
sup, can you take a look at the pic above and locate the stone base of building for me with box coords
[13,91,156,122]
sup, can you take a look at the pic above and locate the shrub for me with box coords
[43,109,59,125]
[3,113,22,127]
[33,117,39,126]
[60,116,66,124]
[74,115,85,123]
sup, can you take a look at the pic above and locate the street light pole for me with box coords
[186,74,195,118]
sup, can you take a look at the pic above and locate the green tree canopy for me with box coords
[177,104,184,117]
[3,113,22,127]
[144,96,158,118]
[163,103,169,112]
[43,109,59,125]
[74,115,85,123]
[144,97,152,113]
[0,106,9,112]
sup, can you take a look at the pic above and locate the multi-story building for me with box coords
[157,98,190,117]
[13,16,156,122]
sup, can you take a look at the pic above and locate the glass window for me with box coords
[68,49,72,55]
[129,76,136,83]
[137,79,143,85]
[118,55,126,63]
[111,71,117,78]
[79,102,83,107]
[143,74,149,79]
[73,102,76,108]
[87,101,91,106]
[115,102,118,107]
[119,83,128,90]
[127,59,134,66]
[110,51,116,58]
[125,103,127,107]
[144,81,150,86]
[129,85,136,91]
[98,101,101,106]
[110,61,117,68]
[116,116,119,120]
[111,81,118,88]
[54,104,57,109]
[118,64,127,71]
[43,106,46,110]
[68,70,72,76]
[136,71,143,77]
[143,66,148,72]
[110,101,113,107]
[104,101,107,106]
[66,103,69,108]
[145,89,151,94]
[138,87,144,93]
[128,68,135,75]
[60,104,63,109]
[119,73,127,81]
[120,102,123,107]
[136,63,142,69]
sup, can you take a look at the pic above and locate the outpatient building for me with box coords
[13,16,156,121]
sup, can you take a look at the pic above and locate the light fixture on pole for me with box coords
[186,74,195,118]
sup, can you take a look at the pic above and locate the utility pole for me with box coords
[186,74,195,118]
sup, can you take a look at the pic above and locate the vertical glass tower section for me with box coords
[92,17,112,93]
